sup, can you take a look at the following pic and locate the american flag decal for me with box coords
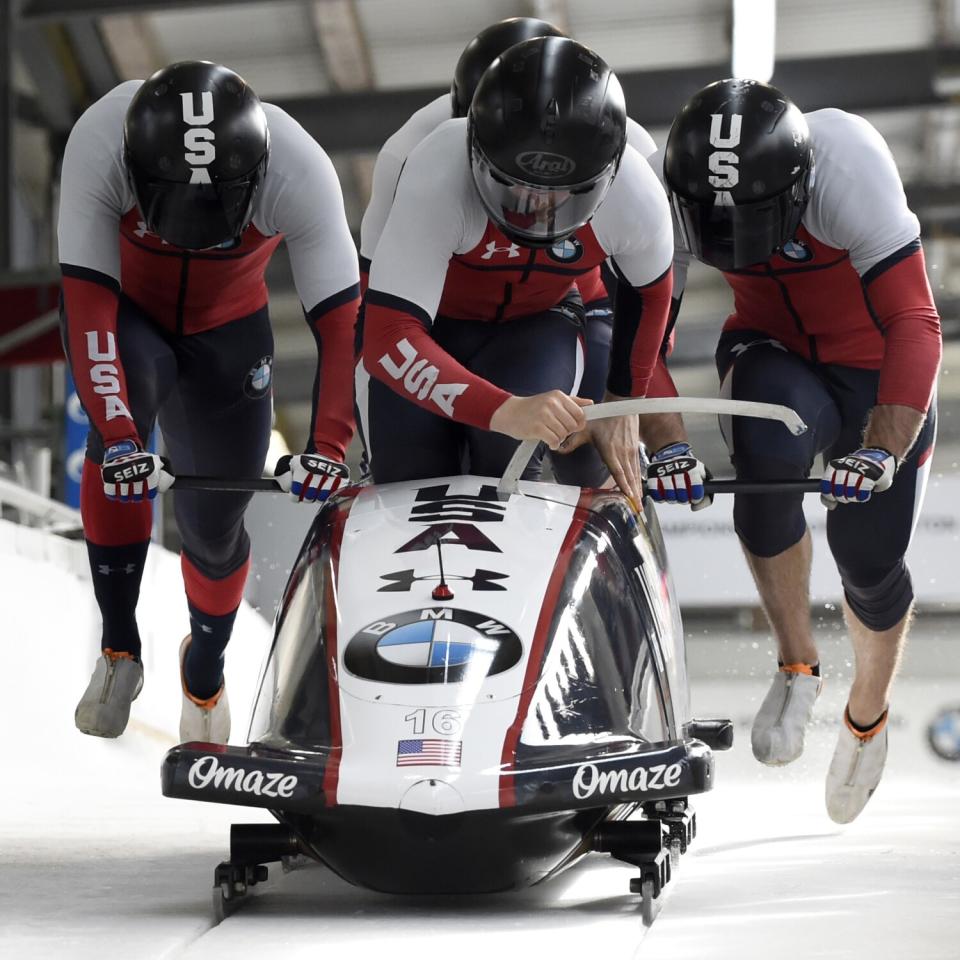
[396,739,463,767]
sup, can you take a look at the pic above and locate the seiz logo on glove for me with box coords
[101,440,174,502]
[275,453,350,504]
[646,441,713,511]
[820,447,897,508]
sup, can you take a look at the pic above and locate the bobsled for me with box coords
[162,398,807,918]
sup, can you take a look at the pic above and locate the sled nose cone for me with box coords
[400,779,465,816]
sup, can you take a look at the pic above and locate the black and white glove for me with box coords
[275,453,349,503]
[820,447,896,508]
[101,440,174,502]
[645,441,713,511]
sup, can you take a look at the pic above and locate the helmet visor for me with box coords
[471,142,616,245]
[669,183,806,272]
[135,175,259,251]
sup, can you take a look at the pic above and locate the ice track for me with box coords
[2,529,958,959]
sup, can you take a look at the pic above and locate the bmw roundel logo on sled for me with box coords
[243,355,273,398]
[927,705,960,761]
[780,239,813,262]
[548,236,584,264]
[345,607,522,684]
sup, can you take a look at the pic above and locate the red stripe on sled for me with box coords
[321,492,359,806]
[498,490,591,807]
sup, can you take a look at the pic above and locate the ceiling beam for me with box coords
[64,20,121,97]
[18,0,270,21]
[272,47,960,153]
[310,0,373,91]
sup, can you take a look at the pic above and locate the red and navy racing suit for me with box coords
[359,98,660,485]
[58,80,359,663]
[663,108,941,630]
[358,118,676,484]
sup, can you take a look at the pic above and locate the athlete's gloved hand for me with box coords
[645,442,713,511]
[820,447,896,509]
[101,440,174,502]
[274,453,350,503]
[490,391,591,450]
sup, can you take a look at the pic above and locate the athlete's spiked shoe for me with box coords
[179,636,230,744]
[825,709,888,824]
[75,649,144,738]
[751,665,822,765]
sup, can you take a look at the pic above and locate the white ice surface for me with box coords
[1,522,958,959]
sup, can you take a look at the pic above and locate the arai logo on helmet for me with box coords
[181,91,216,184]
[707,113,742,208]
[515,151,576,180]
[572,760,683,800]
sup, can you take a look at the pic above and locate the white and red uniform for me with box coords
[660,109,941,627]
[361,117,674,437]
[662,108,941,414]
[59,79,360,460]
[359,91,658,305]
[58,79,359,637]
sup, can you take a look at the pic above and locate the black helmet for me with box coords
[123,61,269,251]
[451,17,567,118]
[664,78,813,271]
[468,36,626,248]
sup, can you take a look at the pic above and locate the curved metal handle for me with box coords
[497,397,808,496]
[170,475,284,493]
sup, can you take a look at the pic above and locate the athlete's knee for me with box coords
[734,489,807,558]
[179,520,250,581]
[840,560,914,632]
[181,549,250,617]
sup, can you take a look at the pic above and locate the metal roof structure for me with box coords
[4,0,960,456]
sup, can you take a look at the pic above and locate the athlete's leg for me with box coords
[718,332,842,764]
[68,296,178,737]
[550,299,612,487]
[826,374,936,720]
[821,372,937,817]
[719,332,841,664]
[68,295,179,658]
[458,296,584,478]
[160,308,273,702]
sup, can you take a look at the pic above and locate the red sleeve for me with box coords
[646,356,679,399]
[606,267,674,398]
[363,291,511,429]
[863,244,942,412]
[61,266,140,447]
[306,284,361,460]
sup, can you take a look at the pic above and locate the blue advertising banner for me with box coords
[63,368,88,508]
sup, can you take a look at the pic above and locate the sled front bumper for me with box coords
[161,737,714,815]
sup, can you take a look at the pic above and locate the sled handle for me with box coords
[497,397,808,496]
[169,475,284,493]
[704,479,821,495]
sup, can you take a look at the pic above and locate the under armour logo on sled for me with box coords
[181,91,216,184]
[481,241,520,260]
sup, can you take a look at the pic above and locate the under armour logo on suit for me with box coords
[481,241,520,260]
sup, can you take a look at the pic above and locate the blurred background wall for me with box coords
[1,0,957,619]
